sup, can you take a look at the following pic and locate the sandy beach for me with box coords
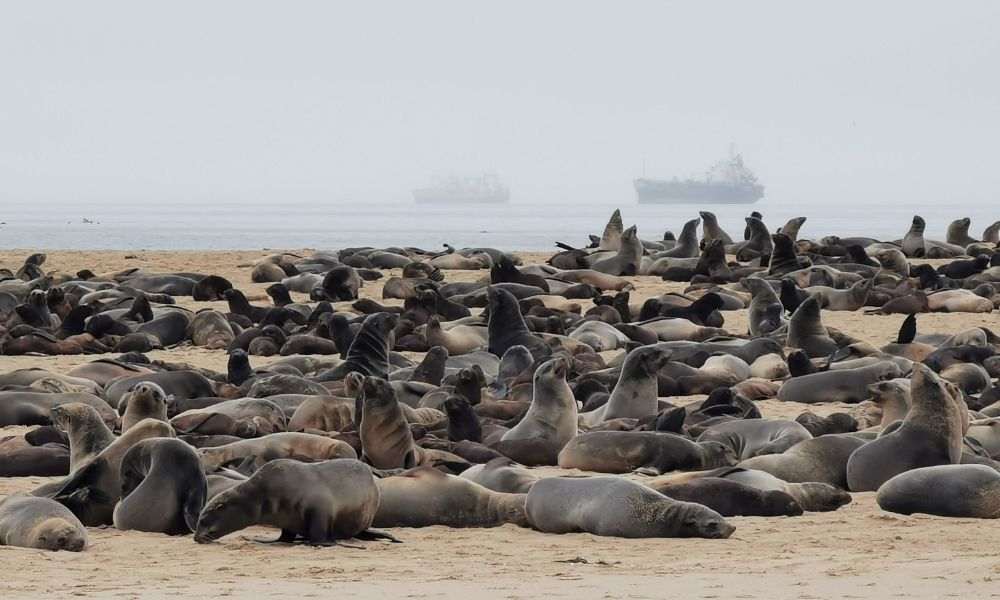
[0,250,997,600]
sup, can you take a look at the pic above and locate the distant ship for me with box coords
[413,173,510,204]
[634,153,764,204]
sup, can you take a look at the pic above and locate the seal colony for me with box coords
[0,212,999,590]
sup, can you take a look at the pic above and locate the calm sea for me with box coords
[0,199,995,252]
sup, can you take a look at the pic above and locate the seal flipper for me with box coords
[354,529,402,543]
[243,529,299,544]
[896,314,917,344]
[182,486,208,534]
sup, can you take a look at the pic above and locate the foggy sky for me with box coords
[2,1,999,207]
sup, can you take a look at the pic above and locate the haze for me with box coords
[2,1,998,208]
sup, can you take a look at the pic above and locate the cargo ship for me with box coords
[413,173,510,204]
[634,153,764,204]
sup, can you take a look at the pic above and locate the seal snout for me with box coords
[714,523,736,539]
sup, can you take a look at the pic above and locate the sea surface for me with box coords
[0,199,996,252]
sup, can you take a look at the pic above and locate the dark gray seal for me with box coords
[113,437,208,535]
[876,464,1000,518]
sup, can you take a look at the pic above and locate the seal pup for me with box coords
[119,382,171,431]
[846,363,965,492]
[113,438,208,535]
[698,419,813,460]
[557,431,737,474]
[0,495,88,552]
[648,478,803,517]
[525,476,735,539]
[195,458,388,546]
[876,464,1000,518]
[197,432,357,469]
[501,356,578,451]
[460,456,538,494]
[373,465,528,528]
[696,467,852,512]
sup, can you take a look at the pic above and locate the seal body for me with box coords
[876,464,1000,518]
[194,458,380,544]
[525,476,735,538]
[113,438,208,535]
[0,495,87,551]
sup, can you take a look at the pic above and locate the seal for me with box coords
[737,434,866,488]
[697,419,813,460]
[901,215,927,257]
[777,362,901,404]
[425,317,488,355]
[44,418,175,526]
[946,217,978,248]
[787,294,838,358]
[525,476,735,538]
[0,391,117,428]
[486,287,553,361]
[742,277,785,336]
[197,432,357,469]
[876,464,1000,518]
[119,382,171,431]
[648,477,803,517]
[49,402,116,472]
[699,211,734,245]
[113,438,208,535]
[187,310,236,350]
[104,370,216,408]
[768,233,801,276]
[373,465,529,528]
[315,312,398,381]
[591,225,642,276]
[501,356,578,451]
[697,467,853,512]
[0,495,88,551]
[195,458,388,546]
[557,431,737,474]
[459,456,538,494]
[359,376,420,469]
[846,363,965,492]
[660,218,701,258]
[598,209,624,251]
[579,346,671,426]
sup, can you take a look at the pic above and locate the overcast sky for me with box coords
[2,1,998,207]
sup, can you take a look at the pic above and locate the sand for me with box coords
[0,250,997,599]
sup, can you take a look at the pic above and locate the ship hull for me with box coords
[634,179,764,204]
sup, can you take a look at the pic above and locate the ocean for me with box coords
[0,199,995,252]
